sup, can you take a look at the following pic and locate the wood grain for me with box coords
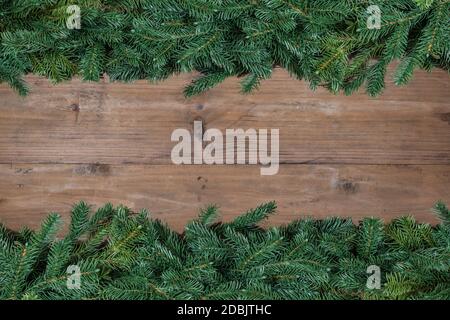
[0,67,449,165]
[0,164,448,231]
[0,64,449,231]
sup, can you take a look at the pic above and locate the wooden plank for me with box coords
[0,66,449,165]
[0,164,448,231]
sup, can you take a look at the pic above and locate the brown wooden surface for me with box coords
[0,65,449,231]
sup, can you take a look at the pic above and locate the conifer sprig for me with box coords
[0,201,449,300]
[0,0,448,96]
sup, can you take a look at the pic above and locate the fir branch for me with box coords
[0,201,449,300]
[434,202,450,225]
[0,0,447,96]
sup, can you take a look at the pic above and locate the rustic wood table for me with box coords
[0,65,449,231]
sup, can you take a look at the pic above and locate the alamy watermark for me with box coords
[366,265,381,290]
[66,5,81,30]
[171,121,279,176]
[66,264,81,289]
[367,5,381,30]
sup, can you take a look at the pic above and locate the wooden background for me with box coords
[0,65,449,231]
